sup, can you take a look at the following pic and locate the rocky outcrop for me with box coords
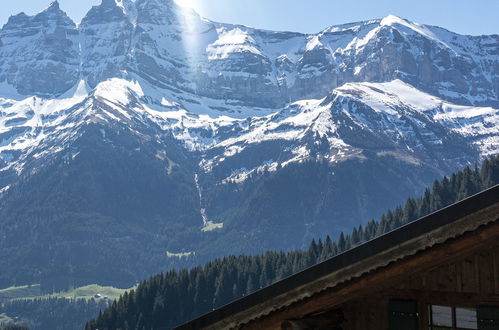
[0,1,79,96]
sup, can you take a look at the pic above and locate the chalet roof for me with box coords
[175,185,499,330]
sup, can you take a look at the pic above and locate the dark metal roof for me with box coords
[175,185,499,330]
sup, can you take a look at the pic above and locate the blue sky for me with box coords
[1,0,498,35]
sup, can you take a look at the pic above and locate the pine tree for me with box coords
[338,232,346,252]
[402,197,417,223]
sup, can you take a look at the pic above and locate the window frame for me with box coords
[428,305,478,330]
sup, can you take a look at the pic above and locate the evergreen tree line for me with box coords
[0,297,108,330]
[86,156,499,330]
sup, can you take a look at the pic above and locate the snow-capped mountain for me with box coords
[0,0,497,289]
[2,0,498,107]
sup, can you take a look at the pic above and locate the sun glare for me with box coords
[172,0,208,74]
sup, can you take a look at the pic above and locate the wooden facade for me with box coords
[273,222,499,330]
[176,185,499,330]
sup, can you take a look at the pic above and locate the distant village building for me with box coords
[177,185,499,330]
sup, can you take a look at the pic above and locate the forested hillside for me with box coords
[1,298,107,330]
[86,155,499,330]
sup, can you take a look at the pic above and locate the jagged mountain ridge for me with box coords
[0,0,498,107]
[0,0,498,289]
[0,0,497,180]
[0,77,496,192]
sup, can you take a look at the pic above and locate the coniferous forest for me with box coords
[84,155,499,330]
[0,298,107,330]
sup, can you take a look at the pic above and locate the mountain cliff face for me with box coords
[2,1,499,107]
[0,0,497,289]
[0,2,80,96]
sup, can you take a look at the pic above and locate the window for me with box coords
[429,305,478,330]
[431,305,453,328]
[389,300,419,330]
[477,306,499,330]
[457,308,479,329]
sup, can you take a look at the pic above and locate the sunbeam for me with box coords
[172,0,214,89]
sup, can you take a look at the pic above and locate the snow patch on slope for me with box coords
[207,27,263,60]
[335,79,499,156]
[380,14,453,51]
[336,79,441,114]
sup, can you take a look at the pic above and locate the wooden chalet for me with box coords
[176,185,499,330]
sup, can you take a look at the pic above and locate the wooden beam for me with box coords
[281,309,344,330]
[381,288,499,306]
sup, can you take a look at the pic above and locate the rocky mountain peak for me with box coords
[47,0,61,11]
[2,12,30,30]
[2,2,74,31]
[0,2,497,108]
[81,0,128,25]
[136,0,185,25]
[0,1,79,97]
[101,0,119,6]
[32,1,75,26]
[379,14,409,27]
